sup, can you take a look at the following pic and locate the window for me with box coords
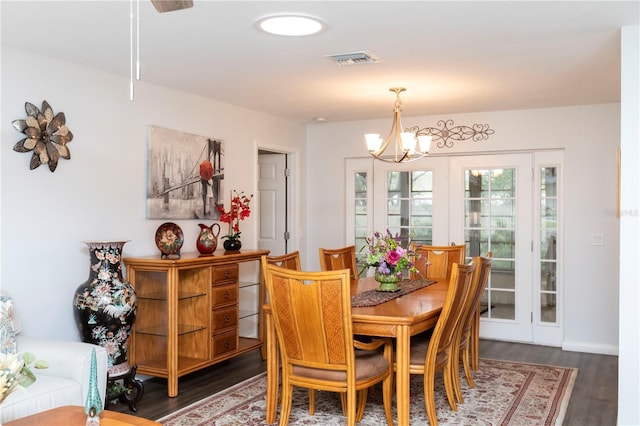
[539,166,558,323]
[354,171,369,273]
[464,168,517,320]
[386,171,434,245]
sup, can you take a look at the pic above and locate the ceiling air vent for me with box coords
[325,51,381,66]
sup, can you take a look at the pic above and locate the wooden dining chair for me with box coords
[318,245,360,283]
[262,263,394,426]
[262,251,317,416]
[410,244,466,280]
[264,251,301,271]
[452,254,492,403]
[402,261,475,426]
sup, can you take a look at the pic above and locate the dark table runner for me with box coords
[351,278,437,308]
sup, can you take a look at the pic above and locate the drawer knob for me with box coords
[224,341,229,349]
[224,271,231,278]
[224,291,230,299]
[224,316,230,323]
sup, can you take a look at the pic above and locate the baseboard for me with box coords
[480,338,619,356]
[562,341,619,356]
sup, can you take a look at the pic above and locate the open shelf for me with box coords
[137,291,207,301]
[136,355,210,376]
[136,324,206,336]
[239,281,259,289]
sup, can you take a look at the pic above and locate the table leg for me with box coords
[396,325,410,426]
[265,310,279,424]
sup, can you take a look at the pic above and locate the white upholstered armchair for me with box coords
[1,336,107,423]
[0,291,108,423]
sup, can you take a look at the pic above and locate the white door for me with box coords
[347,152,562,346]
[258,153,288,256]
[449,154,534,343]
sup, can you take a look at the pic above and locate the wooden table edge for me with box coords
[4,406,161,426]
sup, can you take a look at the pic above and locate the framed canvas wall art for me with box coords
[147,125,224,220]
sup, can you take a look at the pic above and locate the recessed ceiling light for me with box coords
[256,14,325,36]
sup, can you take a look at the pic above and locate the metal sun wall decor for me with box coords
[405,119,495,149]
[147,125,224,220]
[11,100,73,172]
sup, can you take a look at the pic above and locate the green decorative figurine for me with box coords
[85,348,102,425]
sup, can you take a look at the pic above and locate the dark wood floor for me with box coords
[110,340,618,425]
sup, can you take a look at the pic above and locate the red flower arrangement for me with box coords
[217,190,253,241]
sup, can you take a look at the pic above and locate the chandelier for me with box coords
[366,87,495,163]
[366,88,431,163]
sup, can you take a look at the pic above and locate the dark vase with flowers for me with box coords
[223,236,242,251]
[217,190,253,253]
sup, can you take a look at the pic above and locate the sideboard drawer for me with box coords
[211,284,238,307]
[212,330,238,357]
[212,305,238,331]
[211,264,238,283]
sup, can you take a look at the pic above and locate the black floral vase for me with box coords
[223,238,242,251]
[73,241,137,368]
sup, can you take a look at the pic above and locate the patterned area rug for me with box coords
[157,359,577,425]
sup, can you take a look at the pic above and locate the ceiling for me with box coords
[1,1,638,124]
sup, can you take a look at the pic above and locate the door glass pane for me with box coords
[540,167,558,324]
[465,168,516,320]
[480,289,515,320]
[386,170,433,246]
[354,171,368,274]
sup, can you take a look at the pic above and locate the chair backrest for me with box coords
[318,246,359,283]
[410,244,466,280]
[262,261,354,373]
[459,254,492,338]
[427,262,475,363]
[264,251,301,271]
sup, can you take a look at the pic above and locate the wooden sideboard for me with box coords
[124,249,269,397]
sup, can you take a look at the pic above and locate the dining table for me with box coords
[264,275,449,426]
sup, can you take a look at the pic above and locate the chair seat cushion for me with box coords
[409,337,428,365]
[292,350,389,382]
[408,337,447,367]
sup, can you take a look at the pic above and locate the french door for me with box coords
[346,151,563,346]
[449,154,533,342]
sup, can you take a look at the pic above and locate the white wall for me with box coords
[618,24,640,426]
[0,48,306,340]
[306,103,621,354]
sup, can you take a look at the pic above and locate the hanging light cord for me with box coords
[136,0,140,81]
[129,0,133,100]
[129,0,140,100]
